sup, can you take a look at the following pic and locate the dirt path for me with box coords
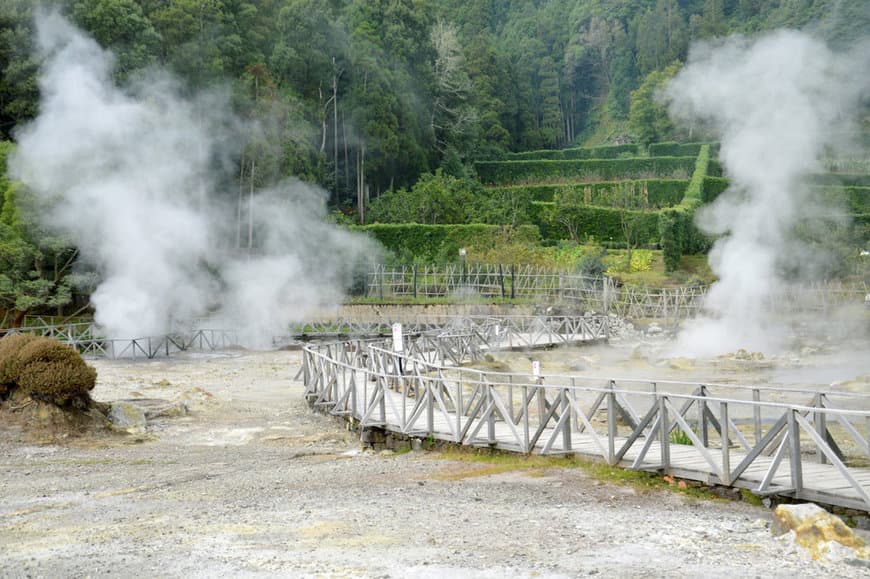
[1,350,867,577]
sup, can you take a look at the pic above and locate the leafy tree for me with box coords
[0,150,76,326]
[0,1,38,140]
[70,0,161,80]
[629,61,681,146]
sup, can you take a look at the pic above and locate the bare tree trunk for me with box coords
[237,149,246,249]
[248,157,255,250]
[333,58,339,198]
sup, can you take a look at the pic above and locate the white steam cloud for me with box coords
[666,30,869,357]
[10,11,375,346]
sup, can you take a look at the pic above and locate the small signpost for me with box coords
[392,323,403,353]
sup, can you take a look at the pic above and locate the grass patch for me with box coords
[431,447,722,501]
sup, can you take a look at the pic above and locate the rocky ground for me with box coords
[1,349,869,578]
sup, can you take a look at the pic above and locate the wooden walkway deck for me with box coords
[303,323,870,512]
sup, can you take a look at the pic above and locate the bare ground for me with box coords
[1,349,868,578]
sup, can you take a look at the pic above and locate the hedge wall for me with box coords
[504,143,640,161]
[533,202,660,244]
[701,177,730,203]
[648,141,720,157]
[808,174,870,187]
[658,144,713,271]
[811,185,870,214]
[354,224,541,263]
[474,156,697,186]
[486,179,687,208]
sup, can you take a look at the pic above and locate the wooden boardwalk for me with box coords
[303,322,870,512]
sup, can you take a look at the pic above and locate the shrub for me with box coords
[0,333,37,396]
[15,337,97,407]
[354,224,541,263]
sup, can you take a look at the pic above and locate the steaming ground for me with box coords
[2,347,870,577]
[11,11,373,345]
[666,30,870,357]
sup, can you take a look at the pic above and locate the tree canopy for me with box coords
[0,0,866,216]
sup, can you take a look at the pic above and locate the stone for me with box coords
[668,357,695,371]
[772,503,869,561]
[107,402,147,433]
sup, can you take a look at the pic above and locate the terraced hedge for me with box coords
[486,179,688,208]
[658,144,713,271]
[505,143,640,161]
[701,177,730,203]
[354,224,540,262]
[809,174,870,187]
[648,141,721,157]
[474,156,696,186]
[533,202,660,244]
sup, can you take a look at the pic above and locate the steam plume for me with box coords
[666,30,869,357]
[10,11,374,346]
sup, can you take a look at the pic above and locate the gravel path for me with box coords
[1,350,867,578]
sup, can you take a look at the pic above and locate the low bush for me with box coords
[15,337,97,407]
[354,224,541,263]
[0,333,37,397]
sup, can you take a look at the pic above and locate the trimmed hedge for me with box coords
[354,224,541,263]
[486,179,687,208]
[505,143,640,161]
[808,174,870,187]
[534,202,660,244]
[474,156,697,186]
[648,141,721,157]
[658,144,713,271]
[701,177,730,203]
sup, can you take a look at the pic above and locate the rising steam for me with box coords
[10,11,375,346]
[666,30,869,357]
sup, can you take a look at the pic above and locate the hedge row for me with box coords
[648,141,721,157]
[486,179,688,208]
[811,185,870,214]
[353,224,540,263]
[701,177,730,203]
[474,156,697,186]
[808,174,870,187]
[532,202,660,244]
[659,144,713,271]
[504,143,640,161]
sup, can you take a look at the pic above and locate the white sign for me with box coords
[532,360,541,377]
[392,323,404,353]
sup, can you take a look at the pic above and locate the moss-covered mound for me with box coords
[0,334,97,407]
[15,337,97,407]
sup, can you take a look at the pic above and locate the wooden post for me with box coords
[510,264,516,299]
[413,265,418,299]
[720,402,730,485]
[499,264,506,298]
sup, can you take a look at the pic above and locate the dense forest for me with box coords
[1,0,867,212]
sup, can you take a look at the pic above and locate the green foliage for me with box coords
[487,179,687,209]
[368,170,482,224]
[658,145,714,272]
[629,62,682,146]
[701,177,730,203]
[474,156,696,186]
[0,333,36,395]
[669,427,694,446]
[14,337,97,407]
[648,142,717,157]
[539,202,660,245]
[504,144,640,161]
[353,223,540,264]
